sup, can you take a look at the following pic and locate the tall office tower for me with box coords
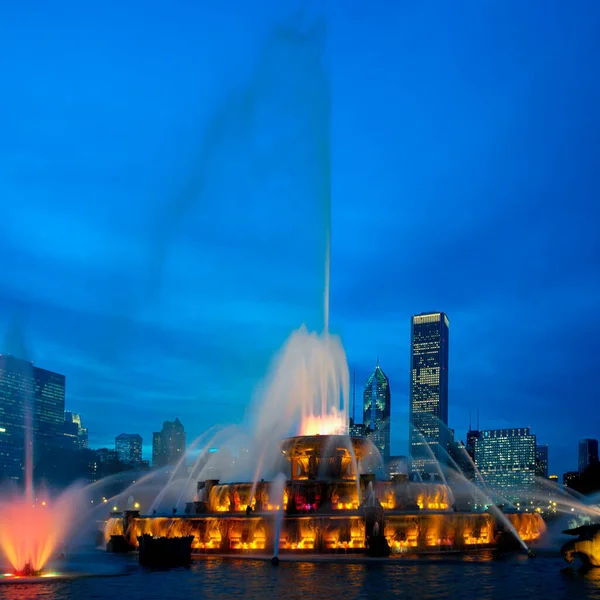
[115,433,143,465]
[65,411,89,449]
[535,444,549,478]
[152,418,186,468]
[409,312,449,475]
[363,361,391,463]
[466,429,481,461]
[474,428,536,502]
[578,438,599,473]
[0,354,66,481]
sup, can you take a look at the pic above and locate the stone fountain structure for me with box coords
[104,433,544,557]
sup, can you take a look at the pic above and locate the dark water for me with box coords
[1,551,600,600]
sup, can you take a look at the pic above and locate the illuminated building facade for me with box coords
[349,418,370,438]
[116,433,143,466]
[474,428,536,501]
[578,438,598,473]
[152,418,186,468]
[535,444,549,478]
[363,361,391,463]
[0,354,66,481]
[409,312,449,475]
[65,411,89,449]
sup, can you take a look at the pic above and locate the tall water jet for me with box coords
[0,356,91,575]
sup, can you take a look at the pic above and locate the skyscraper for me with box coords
[363,361,391,463]
[474,428,536,502]
[115,433,143,466]
[535,444,549,478]
[409,312,449,475]
[65,411,89,450]
[0,354,66,481]
[578,438,599,473]
[152,418,186,468]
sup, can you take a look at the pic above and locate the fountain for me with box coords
[103,328,545,560]
[0,364,90,579]
[0,485,85,576]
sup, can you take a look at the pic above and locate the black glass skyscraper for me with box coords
[363,361,391,463]
[0,354,66,481]
[409,312,449,475]
[578,438,598,473]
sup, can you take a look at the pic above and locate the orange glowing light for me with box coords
[299,413,347,436]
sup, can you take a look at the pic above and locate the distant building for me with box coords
[578,438,599,473]
[448,429,472,477]
[65,411,88,450]
[466,429,481,461]
[387,455,409,478]
[535,444,549,478]
[563,471,579,488]
[0,354,66,481]
[349,418,370,438]
[152,418,186,468]
[409,312,449,475]
[363,361,391,463]
[115,433,143,466]
[95,448,119,463]
[474,428,536,502]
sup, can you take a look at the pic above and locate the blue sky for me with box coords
[1,1,599,476]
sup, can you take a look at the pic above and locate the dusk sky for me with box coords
[1,1,599,476]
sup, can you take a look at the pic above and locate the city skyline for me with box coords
[1,2,599,477]
[1,344,595,481]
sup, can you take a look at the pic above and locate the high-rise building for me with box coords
[409,312,449,475]
[466,429,481,461]
[0,354,66,481]
[563,471,579,488]
[115,433,143,466]
[578,438,599,473]
[152,418,186,468]
[65,411,88,450]
[349,418,371,438]
[474,428,536,502]
[535,444,549,478]
[447,429,472,477]
[363,361,391,463]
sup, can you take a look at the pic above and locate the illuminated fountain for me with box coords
[103,328,545,560]
[0,359,90,579]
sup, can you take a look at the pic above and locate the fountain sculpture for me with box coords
[561,524,600,567]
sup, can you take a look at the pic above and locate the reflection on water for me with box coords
[0,553,599,600]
